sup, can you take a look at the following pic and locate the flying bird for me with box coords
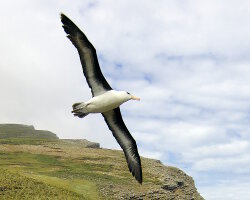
[60,13,142,183]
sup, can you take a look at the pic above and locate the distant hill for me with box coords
[0,124,203,199]
[0,124,100,148]
[0,124,58,139]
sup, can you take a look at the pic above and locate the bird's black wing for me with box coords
[102,107,142,183]
[61,13,112,96]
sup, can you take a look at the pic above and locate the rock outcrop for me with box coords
[99,158,204,200]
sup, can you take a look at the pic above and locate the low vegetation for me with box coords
[0,169,84,200]
[0,124,203,199]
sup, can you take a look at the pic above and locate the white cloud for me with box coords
[183,140,249,160]
[200,181,250,200]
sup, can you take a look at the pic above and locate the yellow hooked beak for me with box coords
[131,95,140,101]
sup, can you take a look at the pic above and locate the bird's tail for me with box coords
[72,102,89,118]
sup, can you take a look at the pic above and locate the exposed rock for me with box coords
[99,158,204,200]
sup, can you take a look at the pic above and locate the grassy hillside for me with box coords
[0,124,58,139]
[0,169,84,200]
[0,124,204,199]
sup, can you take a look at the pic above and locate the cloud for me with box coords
[200,181,250,200]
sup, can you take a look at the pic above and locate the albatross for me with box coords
[60,13,142,183]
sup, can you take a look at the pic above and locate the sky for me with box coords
[1,0,250,199]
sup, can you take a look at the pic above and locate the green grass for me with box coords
[0,169,85,200]
[0,131,169,199]
[0,137,58,145]
[0,151,102,199]
[0,145,144,199]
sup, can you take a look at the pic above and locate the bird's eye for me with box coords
[127,92,130,95]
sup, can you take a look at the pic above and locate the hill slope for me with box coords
[0,124,58,139]
[0,124,204,199]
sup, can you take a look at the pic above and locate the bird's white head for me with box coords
[116,91,140,102]
[126,92,140,101]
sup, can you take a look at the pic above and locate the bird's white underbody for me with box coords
[74,90,139,114]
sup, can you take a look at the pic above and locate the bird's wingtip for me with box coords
[137,175,143,184]
[136,170,143,184]
[128,161,142,184]
[60,13,68,22]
